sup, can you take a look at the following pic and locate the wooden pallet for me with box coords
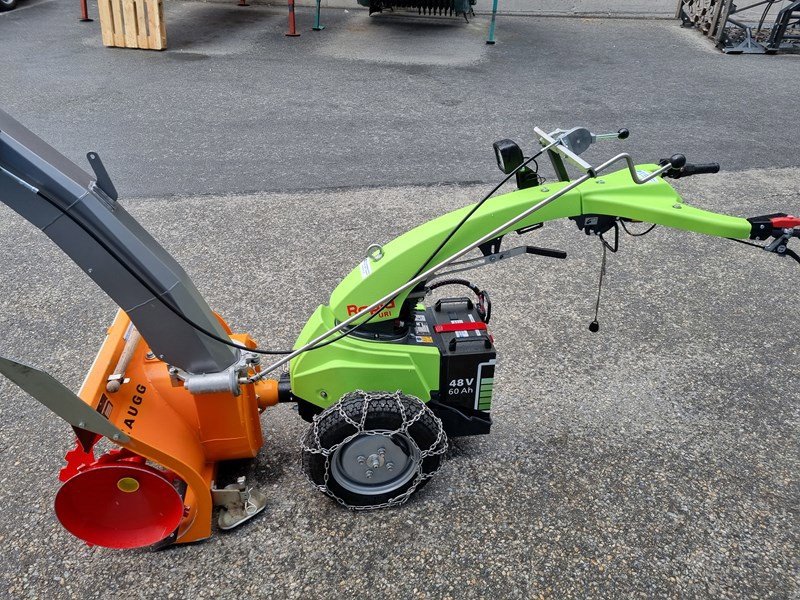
[97,0,167,50]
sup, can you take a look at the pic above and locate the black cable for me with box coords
[599,223,619,253]
[620,220,657,237]
[413,150,547,279]
[589,240,607,333]
[35,189,293,356]
[290,148,550,354]
[428,278,483,295]
[35,144,547,360]
[726,237,765,249]
[428,278,491,322]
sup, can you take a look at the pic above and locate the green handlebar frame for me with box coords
[287,164,757,406]
[325,164,750,326]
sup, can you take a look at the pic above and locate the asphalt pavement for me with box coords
[0,1,798,598]
[1,0,800,199]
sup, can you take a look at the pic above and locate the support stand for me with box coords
[313,0,325,30]
[286,0,300,36]
[486,0,498,44]
[79,0,93,22]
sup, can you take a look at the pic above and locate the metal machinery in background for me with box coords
[677,0,800,53]
[358,0,476,20]
[78,0,500,50]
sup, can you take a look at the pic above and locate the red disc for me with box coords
[55,463,184,549]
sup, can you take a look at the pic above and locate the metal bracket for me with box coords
[211,477,267,530]
[0,355,129,443]
[86,152,118,201]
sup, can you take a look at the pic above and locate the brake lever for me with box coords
[763,228,800,265]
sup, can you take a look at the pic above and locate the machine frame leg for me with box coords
[286,0,301,36]
[313,0,325,30]
[486,0,498,45]
[79,0,93,22]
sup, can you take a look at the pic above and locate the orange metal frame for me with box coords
[74,310,277,544]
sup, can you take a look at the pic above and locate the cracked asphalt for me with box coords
[0,0,798,598]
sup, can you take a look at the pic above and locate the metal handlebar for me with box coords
[534,126,677,183]
[254,134,677,378]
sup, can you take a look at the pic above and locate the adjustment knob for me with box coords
[669,154,687,169]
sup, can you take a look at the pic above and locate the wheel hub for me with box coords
[331,431,419,495]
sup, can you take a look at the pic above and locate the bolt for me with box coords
[386,462,394,471]
[378,447,385,455]
[540,187,550,192]
[320,390,328,399]
[357,455,366,464]
[370,457,380,469]
[365,470,373,479]
[596,179,605,184]
[673,204,682,209]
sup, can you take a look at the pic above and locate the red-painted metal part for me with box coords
[433,322,488,333]
[55,461,184,549]
[286,0,300,36]
[79,0,92,22]
[770,216,800,229]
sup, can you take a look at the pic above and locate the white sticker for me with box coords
[359,258,372,279]
[636,170,658,184]
[450,319,468,338]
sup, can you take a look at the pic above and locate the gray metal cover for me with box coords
[0,109,238,374]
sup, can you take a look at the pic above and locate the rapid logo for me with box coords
[346,299,396,317]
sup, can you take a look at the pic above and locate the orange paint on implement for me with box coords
[57,310,277,547]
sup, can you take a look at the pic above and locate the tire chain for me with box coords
[300,390,448,511]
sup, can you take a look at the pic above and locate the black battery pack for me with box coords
[424,297,496,435]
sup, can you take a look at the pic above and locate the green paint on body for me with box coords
[292,166,753,408]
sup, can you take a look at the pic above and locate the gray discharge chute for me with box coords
[0,109,238,375]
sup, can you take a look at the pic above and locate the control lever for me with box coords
[659,154,720,179]
[558,127,630,156]
[593,128,630,142]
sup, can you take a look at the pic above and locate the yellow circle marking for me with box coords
[117,477,140,493]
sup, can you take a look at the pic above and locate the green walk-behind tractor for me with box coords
[0,109,797,548]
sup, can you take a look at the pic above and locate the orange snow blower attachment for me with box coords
[47,310,278,548]
[0,108,280,549]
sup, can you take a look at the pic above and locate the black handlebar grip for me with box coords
[683,163,720,176]
[617,128,630,140]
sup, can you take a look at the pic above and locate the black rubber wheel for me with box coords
[302,391,447,508]
[0,0,18,11]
